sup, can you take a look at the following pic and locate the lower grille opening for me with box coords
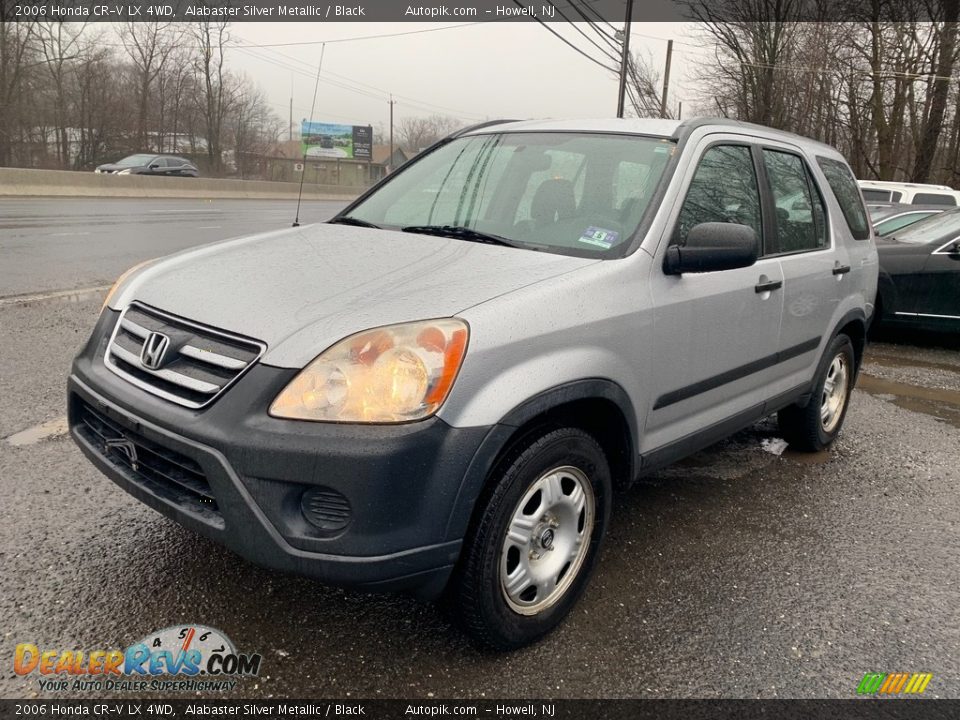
[73,397,223,527]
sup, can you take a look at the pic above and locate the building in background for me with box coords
[260,141,412,187]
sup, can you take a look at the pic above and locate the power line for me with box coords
[231,42,487,121]
[572,0,618,32]
[514,1,618,73]
[232,23,484,49]
[542,0,621,64]
[231,35,487,119]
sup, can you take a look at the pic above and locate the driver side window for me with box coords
[674,144,762,248]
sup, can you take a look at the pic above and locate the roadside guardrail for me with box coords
[0,168,364,200]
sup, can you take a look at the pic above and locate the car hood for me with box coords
[114,223,598,368]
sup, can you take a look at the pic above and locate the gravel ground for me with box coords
[2,295,958,700]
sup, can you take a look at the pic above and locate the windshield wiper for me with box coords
[329,216,380,229]
[401,225,520,248]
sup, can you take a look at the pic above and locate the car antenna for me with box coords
[293,43,326,228]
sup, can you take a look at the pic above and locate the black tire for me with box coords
[451,427,611,651]
[778,333,856,452]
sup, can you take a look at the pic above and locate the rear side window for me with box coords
[816,157,871,240]
[912,192,957,206]
[861,189,892,202]
[874,212,938,237]
[762,149,827,253]
[675,144,762,247]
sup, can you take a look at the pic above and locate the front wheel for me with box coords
[778,333,856,451]
[452,427,611,651]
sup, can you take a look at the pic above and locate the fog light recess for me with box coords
[300,486,352,531]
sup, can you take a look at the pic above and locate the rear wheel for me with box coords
[452,427,611,651]
[778,334,855,451]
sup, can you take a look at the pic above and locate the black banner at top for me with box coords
[1,0,947,23]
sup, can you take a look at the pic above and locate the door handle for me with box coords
[832,265,851,275]
[755,279,783,293]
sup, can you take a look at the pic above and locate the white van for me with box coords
[858,179,959,206]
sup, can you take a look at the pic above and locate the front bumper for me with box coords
[69,310,492,598]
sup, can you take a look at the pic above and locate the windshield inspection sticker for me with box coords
[578,227,619,249]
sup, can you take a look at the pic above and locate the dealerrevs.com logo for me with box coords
[14,624,262,693]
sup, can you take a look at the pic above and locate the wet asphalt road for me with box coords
[0,198,345,298]
[1,200,959,700]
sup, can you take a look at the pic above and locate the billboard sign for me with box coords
[301,121,372,160]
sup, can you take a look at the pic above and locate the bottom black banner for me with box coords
[0,699,957,720]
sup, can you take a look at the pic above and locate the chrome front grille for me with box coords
[105,303,265,409]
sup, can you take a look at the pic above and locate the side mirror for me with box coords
[664,222,758,275]
[149,163,160,170]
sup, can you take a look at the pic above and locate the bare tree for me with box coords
[396,114,463,152]
[120,22,181,152]
[912,0,959,181]
[624,52,671,118]
[73,45,122,168]
[36,21,91,166]
[0,6,36,165]
[689,0,805,128]
[230,76,280,178]
[192,20,232,174]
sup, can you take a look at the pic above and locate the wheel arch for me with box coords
[444,379,637,543]
[832,307,867,375]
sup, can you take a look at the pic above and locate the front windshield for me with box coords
[344,132,675,257]
[891,207,960,244]
[116,154,156,167]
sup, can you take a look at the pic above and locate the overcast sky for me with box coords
[222,22,711,136]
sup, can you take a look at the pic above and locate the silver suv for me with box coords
[69,118,878,650]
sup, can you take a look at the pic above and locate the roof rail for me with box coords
[451,119,521,138]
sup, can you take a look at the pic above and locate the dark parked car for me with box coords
[867,203,945,237]
[95,154,199,177]
[875,209,960,331]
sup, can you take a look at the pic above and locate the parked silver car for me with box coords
[70,118,878,649]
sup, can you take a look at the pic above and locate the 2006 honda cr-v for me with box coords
[70,118,878,649]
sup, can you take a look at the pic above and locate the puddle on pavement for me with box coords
[864,351,960,375]
[857,373,960,429]
[781,448,832,465]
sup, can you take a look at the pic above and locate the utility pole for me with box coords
[388,95,396,173]
[616,0,634,118]
[289,75,294,142]
[660,39,673,119]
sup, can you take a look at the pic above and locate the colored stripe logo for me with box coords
[857,673,933,695]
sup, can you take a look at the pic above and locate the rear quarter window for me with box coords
[816,157,871,240]
[861,188,892,202]
[911,192,957,206]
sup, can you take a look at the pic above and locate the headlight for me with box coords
[116,168,132,175]
[270,319,469,423]
[101,259,157,311]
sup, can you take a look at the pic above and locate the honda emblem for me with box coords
[140,332,170,370]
